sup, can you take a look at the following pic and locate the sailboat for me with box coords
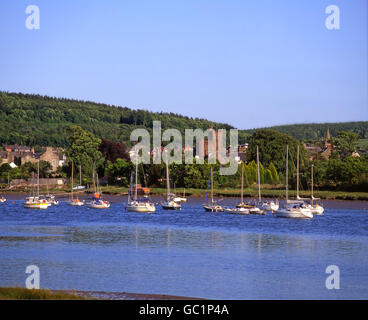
[23,160,51,209]
[306,164,324,215]
[73,165,85,190]
[0,196,6,203]
[203,166,223,212]
[126,161,156,213]
[162,158,181,210]
[257,146,279,212]
[67,162,85,206]
[225,162,249,214]
[291,146,324,215]
[45,177,59,205]
[173,185,187,203]
[86,163,110,209]
[274,145,313,219]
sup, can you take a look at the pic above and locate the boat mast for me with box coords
[135,160,138,201]
[79,165,82,187]
[296,144,299,199]
[37,160,40,197]
[311,164,314,205]
[71,161,74,200]
[166,158,170,201]
[241,162,244,204]
[211,166,214,205]
[92,162,96,194]
[286,144,289,202]
[257,145,261,203]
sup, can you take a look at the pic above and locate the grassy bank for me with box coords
[0,287,86,300]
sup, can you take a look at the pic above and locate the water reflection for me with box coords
[0,202,367,299]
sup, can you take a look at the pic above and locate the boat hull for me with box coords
[203,205,224,212]
[275,208,313,219]
[87,201,110,209]
[225,208,249,215]
[308,205,324,215]
[261,202,279,211]
[67,200,85,206]
[23,202,50,209]
[126,203,156,213]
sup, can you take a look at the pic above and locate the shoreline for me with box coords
[51,289,204,300]
[1,187,368,201]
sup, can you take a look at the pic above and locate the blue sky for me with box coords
[0,0,366,129]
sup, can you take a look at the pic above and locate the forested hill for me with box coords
[244,122,368,141]
[0,92,235,147]
[0,91,367,147]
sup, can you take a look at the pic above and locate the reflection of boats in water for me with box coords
[274,145,313,219]
[203,166,223,212]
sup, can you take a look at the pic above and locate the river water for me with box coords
[0,196,367,299]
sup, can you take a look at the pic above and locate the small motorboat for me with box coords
[0,197,6,203]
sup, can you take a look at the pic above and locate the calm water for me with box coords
[0,196,367,299]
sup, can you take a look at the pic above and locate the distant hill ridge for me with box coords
[0,91,367,147]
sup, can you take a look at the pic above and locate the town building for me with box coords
[0,145,65,172]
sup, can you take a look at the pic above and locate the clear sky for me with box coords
[0,0,367,129]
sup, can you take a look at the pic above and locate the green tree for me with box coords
[334,131,360,158]
[268,162,279,184]
[66,126,102,176]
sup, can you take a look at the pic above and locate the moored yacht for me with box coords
[23,160,51,210]
[162,155,181,210]
[126,153,156,213]
[274,145,313,219]
[67,162,85,206]
[203,166,223,212]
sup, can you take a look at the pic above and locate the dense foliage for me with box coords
[0,91,239,147]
